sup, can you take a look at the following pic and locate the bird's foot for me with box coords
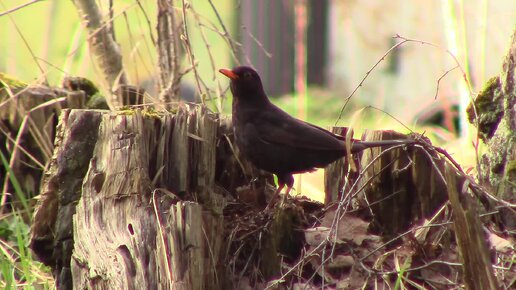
[264,184,285,210]
[264,185,293,210]
[278,187,292,207]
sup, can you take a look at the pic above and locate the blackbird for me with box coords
[219,66,413,207]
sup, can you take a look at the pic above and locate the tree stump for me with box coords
[324,129,448,236]
[27,106,503,289]
[30,106,227,289]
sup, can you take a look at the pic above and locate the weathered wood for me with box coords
[359,130,449,236]
[467,29,516,230]
[169,105,189,194]
[71,0,127,103]
[156,0,184,104]
[190,106,219,206]
[324,129,448,236]
[72,110,161,289]
[446,164,499,290]
[30,106,227,289]
[28,106,504,289]
[0,75,106,213]
[166,202,224,289]
[323,127,353,204]
[29,110,104,287]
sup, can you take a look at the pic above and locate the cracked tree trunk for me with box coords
[30,106,227,289]
[467,29,516,230]
[324,129,448,236]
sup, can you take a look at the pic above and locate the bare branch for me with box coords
[71,0,128,107]
[180,0,204,103]
[157,0,182,105]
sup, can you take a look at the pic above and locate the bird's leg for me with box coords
[265,183,284,210]
[279,174,295,206]
[280,186,293,206]
[265,174,294,209]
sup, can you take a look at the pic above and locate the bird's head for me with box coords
[219,66,268,104]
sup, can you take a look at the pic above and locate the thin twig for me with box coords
[134,0,156,46]
[190,3,221,106]
[241,25,273,58]
[435,65,459,100]
[207,0,240,64]
[335,37,409,124]
[392,34,482,178]
[180,0,204,103]
[0,0,43,17]
[359,221,450,262]
[0,126,45,169]
[151,190,173,283]
[1,97,67,202]
[1,1,47,84]
[363,105,415,133]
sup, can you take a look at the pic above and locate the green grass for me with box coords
[1,149,54,289]
[0,213,54,289]
[0,151,30,215]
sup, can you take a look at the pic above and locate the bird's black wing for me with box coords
[253,104,344,151]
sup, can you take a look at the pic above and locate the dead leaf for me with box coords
[488,232,513,252]
[328,255,355,269]
[304,226,330,246]
[322,213,375,246]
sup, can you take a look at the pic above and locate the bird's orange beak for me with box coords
[219,68,239,80]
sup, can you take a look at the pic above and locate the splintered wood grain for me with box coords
[446,164,499,290]
[324,127,352,204]
[359,130,447,236]
[324,129,448,236]
[169,105,189,194]
[166,202,224,290]
[189,106,220,209]
[30,109,103,284]
[48,106,226,289]
[72,110,161,289]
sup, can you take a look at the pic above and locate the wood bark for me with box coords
[324,128,501,288]
[323,127,354,205]
[30,107,227,289]
[324,129,448,236]
[71,0,127,106]
[467,28,516,230]
[157,0,184,105]
[446,164,499,290]
[0,75,103,214]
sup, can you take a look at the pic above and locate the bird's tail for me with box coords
[349,139,415,153]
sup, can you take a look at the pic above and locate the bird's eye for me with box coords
[243,72,252,80]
